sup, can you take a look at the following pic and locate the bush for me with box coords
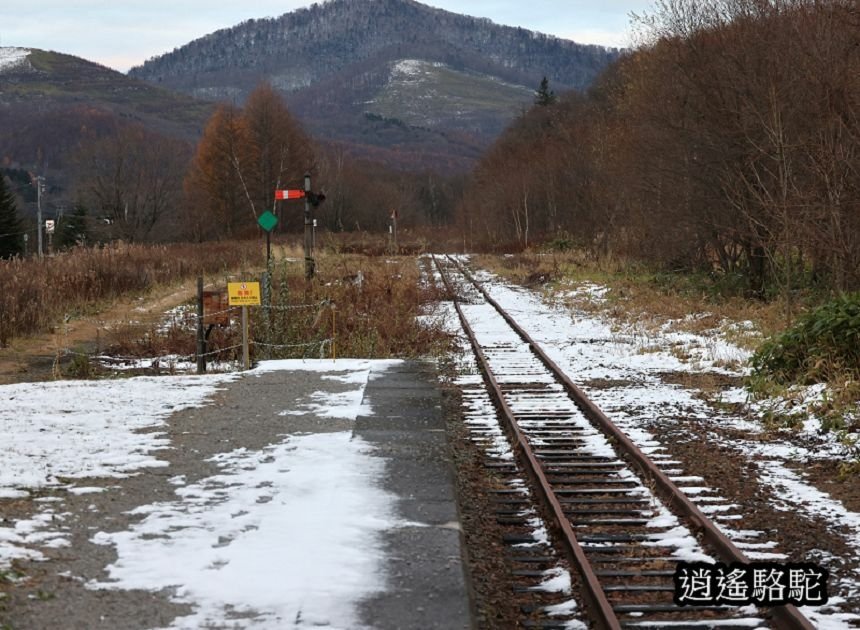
[751,292,860,384]
[545,233,574,252]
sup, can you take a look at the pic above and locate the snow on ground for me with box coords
[451,297,722,569]
[91,431,394,629]
[460,259,860,626]
[391,58,443,79]
[0,47,29,72]
[2,360,403,629]
[0,375,238,498]
[0,373,237,565]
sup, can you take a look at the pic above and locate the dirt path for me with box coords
[0,279,203,385]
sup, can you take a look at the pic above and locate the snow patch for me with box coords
[0,47,29,72]
[0,373,236,567]
[89,431,395,629]
[0,374,236,496]
[392,58,443,78]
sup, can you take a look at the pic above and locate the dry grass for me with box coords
[321,227,465,257]
[256,252,451,359]
[98,251,453,367]
[0,242,261,347]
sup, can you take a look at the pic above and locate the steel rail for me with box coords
[445,254,816,630]
[433,255,622,630]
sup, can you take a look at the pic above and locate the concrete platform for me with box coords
[356,361,473,630]
[0,359,472,630]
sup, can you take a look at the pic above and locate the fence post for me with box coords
[331,303,337,361]
[261,270,271,360]
[196,276,206,374]
[242,306,250,371]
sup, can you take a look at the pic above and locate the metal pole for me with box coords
[266,230,271,268]
[261,271,271,360]
[303,173,314,280]
[242,306,250,370]
[196,276,206,374]
[36,176,44,258]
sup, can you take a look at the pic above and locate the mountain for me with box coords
[129,0,620,171]
[0,47,212,174]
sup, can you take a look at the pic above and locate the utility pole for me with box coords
[35,175,45,258]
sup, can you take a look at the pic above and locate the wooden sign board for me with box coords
[228,281,262,306]
[203,291,230,326]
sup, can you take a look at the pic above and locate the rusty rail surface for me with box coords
[437,254,816,630]
[433,255,622,630]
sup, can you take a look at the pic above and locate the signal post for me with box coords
[274,174,325,280]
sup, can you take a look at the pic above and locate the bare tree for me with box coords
[76,124,189,242]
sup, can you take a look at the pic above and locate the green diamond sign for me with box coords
[258,211,278,232]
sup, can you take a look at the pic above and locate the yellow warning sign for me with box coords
[227,281,261,306]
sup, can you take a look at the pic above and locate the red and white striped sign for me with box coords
[275,190,306,200]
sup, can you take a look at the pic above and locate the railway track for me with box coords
[434,255,816,630]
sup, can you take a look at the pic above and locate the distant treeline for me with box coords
[19,84,464,250]
[457,0,860,297]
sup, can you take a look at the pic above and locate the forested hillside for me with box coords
[129,0,618,170]
[0,48,211,171]
[459,0,860,297]
[131,0,613,96]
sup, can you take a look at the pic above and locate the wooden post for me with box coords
[242,306,250,370]
[196,276,206,374]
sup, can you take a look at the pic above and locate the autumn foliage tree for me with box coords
[183,83,315,240]
[182,104,248,240]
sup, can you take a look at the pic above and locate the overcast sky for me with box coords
[1,1,653,73]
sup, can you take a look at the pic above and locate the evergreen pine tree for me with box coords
[535,76,556,106]
[56,204,90,249]
[0,175,24,259]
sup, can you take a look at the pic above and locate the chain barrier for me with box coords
[195,306,241,320]
[62,343,246,364]
[53,297,336,372]
[59,338,332,367]
[188,301,329,321]
[251,337,333,359]
[195,343,245,359]
[258,300,329,312]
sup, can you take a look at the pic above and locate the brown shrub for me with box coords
[0,242,259,346]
